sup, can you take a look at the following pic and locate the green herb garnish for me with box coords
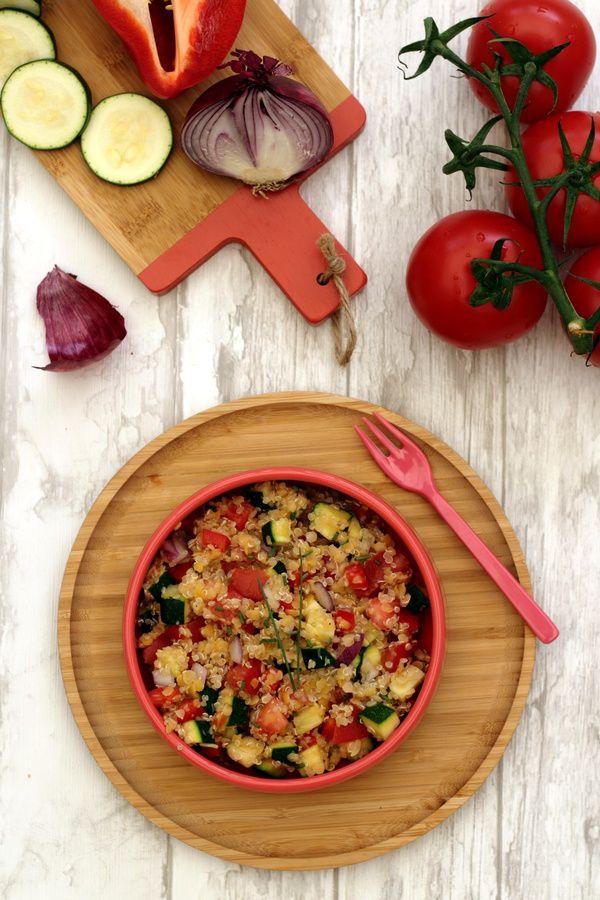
[258,579,298,690]
[296,549,305,687]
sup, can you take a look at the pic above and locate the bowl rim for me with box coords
[123,466,446,793]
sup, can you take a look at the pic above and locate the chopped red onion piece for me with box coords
[161,530,189,566]
[229,635,243,664]
[313,582,334,612]
[153,669,175,687]
[336,635,364,666]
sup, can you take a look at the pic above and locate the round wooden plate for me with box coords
[58,392,535,871]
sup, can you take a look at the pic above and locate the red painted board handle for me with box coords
[235,185,366,324]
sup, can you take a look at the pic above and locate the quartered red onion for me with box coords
[36,266,126,371]
[337,634,364,666]
[182,50,334,190]
[161,530,189,566]
[313,581,334,612]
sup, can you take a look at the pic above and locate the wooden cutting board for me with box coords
[36,0,367,323]
[57,392,535,871]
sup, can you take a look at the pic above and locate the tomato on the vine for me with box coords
[505,112,600,249]
[467,0,596,123]
[406,211,548,349]
[564,248,600,367]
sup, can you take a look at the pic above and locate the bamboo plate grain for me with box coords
[57,392,535,871]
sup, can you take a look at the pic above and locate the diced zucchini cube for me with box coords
[226,734,265,768]
[359,703,400,741]
[298,743,326,776]
[293,704,325,735]
[389,664,425,701]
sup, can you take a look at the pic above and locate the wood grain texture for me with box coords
[1,0,599,897]
[57,392,535,870]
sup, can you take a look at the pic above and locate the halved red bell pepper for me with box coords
[91,0,247,99]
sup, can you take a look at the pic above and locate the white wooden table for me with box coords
[1,1,599,897]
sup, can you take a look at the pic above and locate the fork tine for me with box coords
[373,413,423,455]
[354,425,388,463]
[361,417,402,457]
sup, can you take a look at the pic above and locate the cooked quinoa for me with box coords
[137,481,432,779]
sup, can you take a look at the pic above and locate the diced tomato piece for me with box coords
[229,567,268,601]
[321,706,368,745]
[141,625,181,665]
[366,596,399,631]
[148,686,181,707]
[200,528,231,552]
[298,731,318,749]
[279,598,294,612]
[225,658,263,695]
[206,600,238,624]
[169,562,191,581]
[333,608,356,634]
[198,744,221,759]
[381,641,412,673]
[174,699,204,723]
[362,551,413,597]
[186,617,205,642]
[256,699,289,736]
[419,611,433,654]
[224,501,253,531]
[397,610,420,635]
[261,666,284,690]
[241,620,258,635]
[355,504,372,525]
[345,563,369,594]
[181,511,198,536]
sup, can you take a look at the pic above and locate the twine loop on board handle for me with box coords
[316,233,358,366]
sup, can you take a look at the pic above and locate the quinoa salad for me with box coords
[136,481,433,779]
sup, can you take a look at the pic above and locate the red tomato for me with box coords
[174,699,203,723]
[321,708,369,745]
[228,567,268,601]
[186,617,205,642]
[169,562,191,581]
[407,211,548,349]
[506,112,600,248]
[419,611,434,655]
[397,611,420,636]
[287,570,301,588]
[381,642,412,673]
[225,658,263,695]
[224,501,253,530]
[564,248,600,366]
[333,608,356,633]
[366,597,398,631]
[199,529,231,552]
[466,0,595,123]
[241,620,258,634]
[256,699,289,735]
[345,563,369,594]
[141,625,181,665]
[148,686,181,707]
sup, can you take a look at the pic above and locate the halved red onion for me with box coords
[313,582,334,612]
[161,530,189,566]
[182,50,333,189]
[36,266,126,371]
[337,635,364,666]
[229,635,243,664]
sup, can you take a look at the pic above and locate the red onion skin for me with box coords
[182,52,333,183]
[36,267,126,372]
[161,530,190,566]
[337,635,364,666]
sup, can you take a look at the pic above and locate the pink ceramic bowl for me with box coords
[123,467,446,793]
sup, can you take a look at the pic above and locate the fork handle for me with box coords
[428,490,559,644]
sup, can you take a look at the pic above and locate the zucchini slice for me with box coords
[262,518,292,546]
[293,703,325,735]
[81,92,173,185]
[227,696,249,728]
[359,703,400,741]
[254,760,288,778]
[310,502,352,541]
[159,595,187,625]
[270,741,298,764]
[0,9,53,90]
[0,0,41,15]
[2,59,89,149]
[301,647,337,669]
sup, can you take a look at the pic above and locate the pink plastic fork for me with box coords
[355,413,559,644]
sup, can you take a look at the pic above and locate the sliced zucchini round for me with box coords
[0,1,41,16]
[0,8,54,89]
[1,60,91,149]
[81,93,173,186]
